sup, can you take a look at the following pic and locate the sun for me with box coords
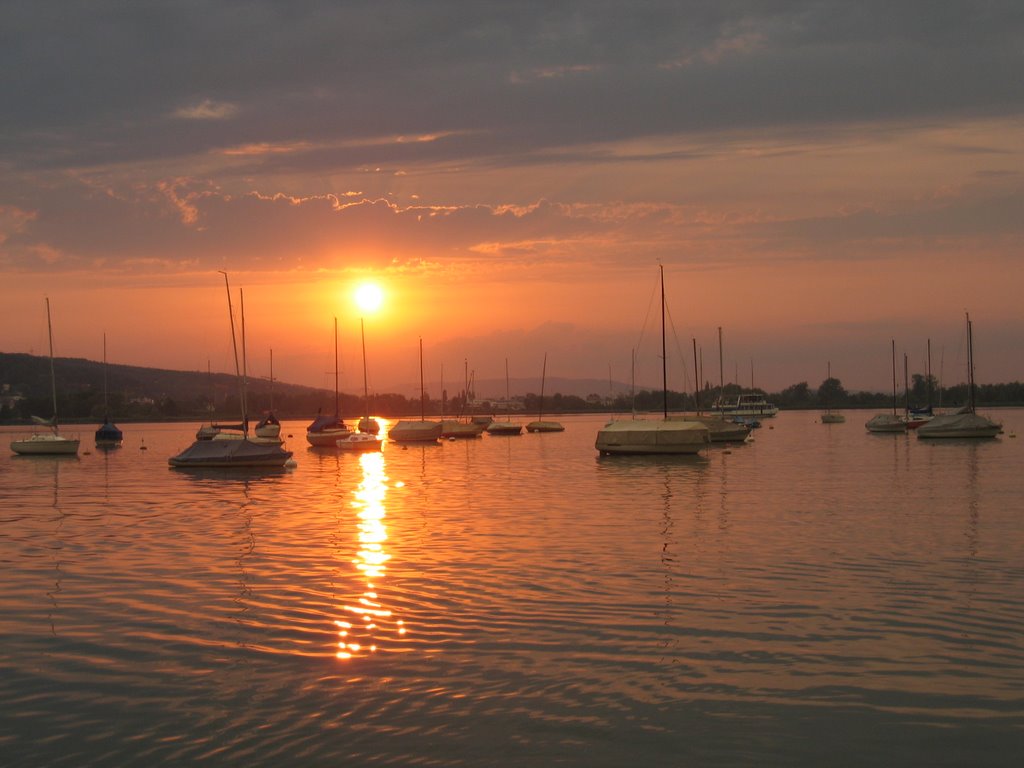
[354,282,384,314]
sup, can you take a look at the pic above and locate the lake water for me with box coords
[2,411,1023,767]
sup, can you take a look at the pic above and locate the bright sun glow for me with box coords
[354,282,384,314]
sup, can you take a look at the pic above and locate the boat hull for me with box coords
[389,420,443,442]
[916,412,1002,439]
[525,421,564,433]
[865,414,907,433]
[596,419,709,455]
[821,413,846,424]
[440,420,483,438]
[11,434,80,455]
[169,438,293,468]
[337,434,383,452]
[307,427,353,447]
[487,422,523,436]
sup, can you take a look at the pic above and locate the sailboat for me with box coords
[94,333,124,446]
[865,340,907,433]
[440,361,484,438]
[595,267,710,455]
[356,319,380,435]
[389,338,443,442]
[820,361,845,424]
[674,334,752,442]
[169,274,293,468]
[486,359,524,435]
[917,313,1002,439]
[11,298,81,456]
[525,353,564,433]
[254,348,282,442]
[307,317,354,447]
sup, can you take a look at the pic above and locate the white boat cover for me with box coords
[865,413,906,432]
[916,412,1002,439]
[596,419,709,454]
[169,438,293,467]
[389,420,443,441]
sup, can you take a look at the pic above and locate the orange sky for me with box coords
[2,4,1022,396]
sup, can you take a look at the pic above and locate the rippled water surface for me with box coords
[2,412,1023,766]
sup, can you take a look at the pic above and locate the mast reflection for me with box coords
[336,450,405,659]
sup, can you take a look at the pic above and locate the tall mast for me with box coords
[268,348,275,412]
[361,318,369,419]
[219,272,244,429]
[46,297,58,425]
[659,264,667,419]
[903,352,909,417]
[240,287,248,432]
[102,332,109,414]
[890,339,897,417]
[718,326,725,408]
[692,338,700,413]
[966,312,975,413]
[419,337,426,421]
[334,317,340,418]
[926,339,932,411]
[538,352,548,421]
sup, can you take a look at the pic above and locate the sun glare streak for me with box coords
[337,450,404,660]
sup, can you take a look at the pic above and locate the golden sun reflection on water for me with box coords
[336,450,405,659]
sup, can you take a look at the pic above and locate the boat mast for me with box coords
[926,339,932,412]
[333,317,340,419]
[240,287,249,433]
[269,348,275,412]
[692,338,700,414]
[903,352,910,418]
[890,339,897,417]
[420,337,426,421]
[659,264,667,419]
[46,297,58,427]
[718,326,725,411]
[538,352,547,421]
[504,357,510,422]
[966,312,975,413]
[361,318,370,420]
[219,272,245,431]
[102,332,109,417]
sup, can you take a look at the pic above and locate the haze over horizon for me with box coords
[3,2,1022,397]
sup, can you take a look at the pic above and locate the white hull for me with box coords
[11,433,80,455]
[865,413,906,433]
[389,420,442,442]
[487,422,523,436]
[525,420,564,433]
[596,419,709,455]
[337,433,383,452]
[307,427,353,447]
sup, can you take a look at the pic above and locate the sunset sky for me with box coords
[2,1,1022,398]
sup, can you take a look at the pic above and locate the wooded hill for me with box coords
[2,352,1021,423]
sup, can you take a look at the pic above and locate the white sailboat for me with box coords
[526,353,564,433]
[356,318,380,435]
[595,266,710,455]
[389,338,443,442]
[917,313,1002,439]
[866,340,907,433]
[820,361,846,424]
[307,317,354,447]
[486,359,524,435]
[11,298,81,456]
[169,274,293,468]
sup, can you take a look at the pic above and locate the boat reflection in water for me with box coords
[336,451,405,659]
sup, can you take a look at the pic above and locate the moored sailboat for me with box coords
[526,353,564,433]
[11,298,81,456]
[866,340,907,433]
[389,338,443,442]
[820,361,846,424]
[307,317,353,447]
[486,359,523,436]
[595,266,710,455]
[169,274,293,469]
[917,313,1002,439]
[94,333,124,447]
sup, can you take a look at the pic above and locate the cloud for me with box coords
[173,99,239,120]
